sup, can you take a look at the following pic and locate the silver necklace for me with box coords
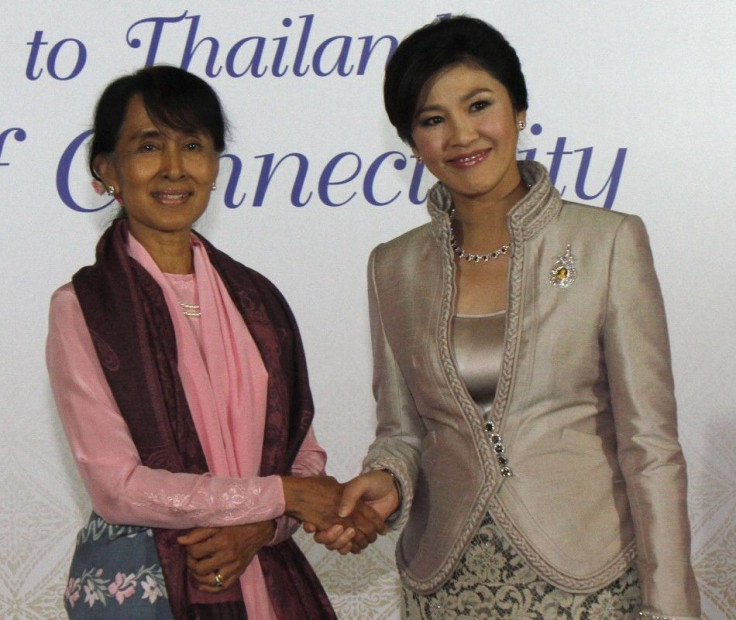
[449,209,511,263]
[178,301,201,318]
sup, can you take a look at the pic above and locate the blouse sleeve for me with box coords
[47,283,288,529]
[604,215,701,616]
[361,245,426,528]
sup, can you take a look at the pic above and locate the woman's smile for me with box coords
[446,148,491,168]
[151,189,195,204]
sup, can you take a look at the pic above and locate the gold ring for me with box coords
[214,571,224,588]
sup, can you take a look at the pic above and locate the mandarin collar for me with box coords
[426,161,563,244]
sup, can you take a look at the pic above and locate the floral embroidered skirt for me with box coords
[404,513,641,619]
[64,513,173,618]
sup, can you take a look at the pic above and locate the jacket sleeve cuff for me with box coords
[362,456,412,531]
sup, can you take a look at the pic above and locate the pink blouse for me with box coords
[46,235,326,619]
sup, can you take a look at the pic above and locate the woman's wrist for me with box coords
[381,469,402,506]
[280,476,299,518]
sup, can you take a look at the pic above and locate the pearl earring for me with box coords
[211,182,217,191]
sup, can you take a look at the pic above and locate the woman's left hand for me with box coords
[177,521,276,591]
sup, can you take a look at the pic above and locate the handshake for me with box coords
[282,470,401,554]
[178,470,401,592]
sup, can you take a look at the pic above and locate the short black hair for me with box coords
[384,15,528,144]
[89,65,227,180]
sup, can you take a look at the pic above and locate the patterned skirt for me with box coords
[404,513,641,619]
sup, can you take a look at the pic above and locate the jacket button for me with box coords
[500,466,513,477]
[484,421,495,433]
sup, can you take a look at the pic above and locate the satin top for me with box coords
[452,311,506,413]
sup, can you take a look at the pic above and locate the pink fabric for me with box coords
[47,235,326,619]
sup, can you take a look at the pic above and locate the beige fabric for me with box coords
[452,311,506,413]
[363,161,700,617]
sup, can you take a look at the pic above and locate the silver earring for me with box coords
[211,182,217,191]
[106,185,115,196]
[518,120,526,130]
[413,154,423,163]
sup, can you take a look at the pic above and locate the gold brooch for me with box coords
[550,245,576,288]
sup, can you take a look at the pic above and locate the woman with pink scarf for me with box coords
[46,65,381,620]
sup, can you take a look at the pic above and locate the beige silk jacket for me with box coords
[363,161,701,617]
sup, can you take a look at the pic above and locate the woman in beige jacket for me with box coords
[315,15,701,620]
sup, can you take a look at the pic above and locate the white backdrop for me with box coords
[1,2,735,618]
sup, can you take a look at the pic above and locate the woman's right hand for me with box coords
[281,475,344,528]
[338,470,400,521]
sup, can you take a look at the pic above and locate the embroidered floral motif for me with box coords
[83,578,101,608]
[65,577,81,607]
[141,574,165,604]
[65,565,167,609]
[108,572,137,604]
[65,515,169,612]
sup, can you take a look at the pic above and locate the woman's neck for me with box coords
[129,227,194,274]
[451,179,528,250]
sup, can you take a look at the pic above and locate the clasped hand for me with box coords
[178,474,393,590]
[177,521,275,591]
[282,474,388,554]
[303,470,400,555]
